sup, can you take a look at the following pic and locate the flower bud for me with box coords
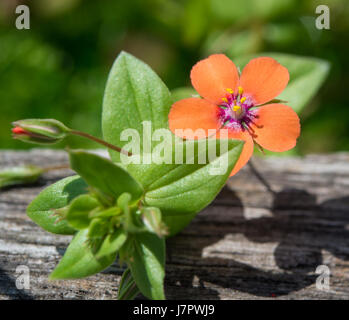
[11,119,70,144]
[0,165,43,189]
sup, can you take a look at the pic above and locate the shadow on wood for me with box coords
[166,186,349,299]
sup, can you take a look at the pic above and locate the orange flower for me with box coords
[169,54,301,176]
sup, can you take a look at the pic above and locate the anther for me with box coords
[240,97,246,103]
[238,86,243,95]
[222,97,228,103]
[226,88,234,94]
[233,105,241,112]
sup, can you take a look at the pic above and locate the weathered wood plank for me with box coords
[0,149,349,300]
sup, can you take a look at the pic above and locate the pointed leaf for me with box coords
[69,150,143,201]
[125,138,243,235]
[126,138,243,235]
[27,175,87,235]
[50,229,116,279]
[66,194,99,230]
[129,233,165,300]
[102,51,172,162]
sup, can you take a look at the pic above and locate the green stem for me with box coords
[69,130,131,156]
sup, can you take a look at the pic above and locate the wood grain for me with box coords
[1,149,349,300]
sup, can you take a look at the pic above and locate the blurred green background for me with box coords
[0,0,348,153]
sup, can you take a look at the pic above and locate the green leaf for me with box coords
[69,150,143,201]
[126,138,243,235]
[102,51,172,162]
[50,229,116,279]
[66,194,99,230]
[96,228,127,259]
[27,175,87,235]
[129,233,165,300]
[234,52,330,113]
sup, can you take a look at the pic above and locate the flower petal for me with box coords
[190,54,239,105]
[168,98,221,139]
[240,57,289,105]
[215,128,254,176]
[254,104,300,152]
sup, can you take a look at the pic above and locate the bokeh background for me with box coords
[0,0,348,153]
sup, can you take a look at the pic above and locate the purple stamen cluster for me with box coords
[219,91,259,136]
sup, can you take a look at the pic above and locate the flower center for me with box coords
[218,86,261,138]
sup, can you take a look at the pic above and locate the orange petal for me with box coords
[190,54,239,105]
[254,104,300,152]
[168,98,221,139]
[215,128,254,176]
[239,57,289,105]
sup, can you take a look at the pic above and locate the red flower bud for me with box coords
[12,127,29,135]
[11,119,70,145]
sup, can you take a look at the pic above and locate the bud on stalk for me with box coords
[11,118,131,155]
[12,119,70,144]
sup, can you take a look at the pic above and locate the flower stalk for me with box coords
[69,130,131,156]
